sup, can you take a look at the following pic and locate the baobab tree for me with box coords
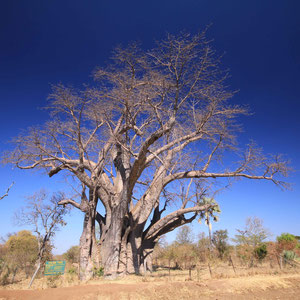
[3,31,288,280]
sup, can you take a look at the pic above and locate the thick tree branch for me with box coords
[147,213,197,242]
[145,204,212,240]
[163,169,286,188]
[128,116,176,192]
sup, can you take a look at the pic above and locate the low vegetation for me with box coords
[0,218,299,288]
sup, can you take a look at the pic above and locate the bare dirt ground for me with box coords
[0,272,300,300]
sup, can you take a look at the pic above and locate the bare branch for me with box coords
[0,182,14,200]
[163,170,285,188]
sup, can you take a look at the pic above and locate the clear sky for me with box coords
[0,0,299,254]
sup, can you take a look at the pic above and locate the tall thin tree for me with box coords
[16,191,69,287]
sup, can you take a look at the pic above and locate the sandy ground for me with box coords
[0,273,300,300]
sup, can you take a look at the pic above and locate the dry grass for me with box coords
[1,261,299,290]
[0,270,300,300]
[0,262,300,300]
[81,273,300,300]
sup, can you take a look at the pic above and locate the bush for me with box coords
[67,266,77,275]
[5,231,39,279]
[212,230,229,260]
[254,243,267,261]
[277,233,296,243]
[283,250,296,261]
[93,266,104,277]
[236,244,253,265]
[0,258,5,276]
[277,233,298,252]
[46,275,61,288]
[63,246,80,264]
[162,243,198,270]
[0,266,10,286]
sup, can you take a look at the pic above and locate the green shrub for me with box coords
[67,267,77,275]
[283,250,296,261]
[254,243,267,261]
[277,233,298,252]
[93,266,104,277]
[277,233,296,242]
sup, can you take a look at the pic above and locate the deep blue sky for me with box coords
[0,0,299,253]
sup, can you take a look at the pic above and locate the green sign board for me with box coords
[44,260,66,276]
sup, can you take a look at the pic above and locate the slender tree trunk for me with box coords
[28,259,41,288]
[11,267,17,284]
[29,242,46,288]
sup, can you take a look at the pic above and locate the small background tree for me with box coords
[5,231,38,280]
[212,229,229,260]
[233,217,271,266]
[175,225,194,245]
[0,231,38,285]
[64,246,80,264]
[152,236,167,268]
[16,190,70,287]
[196,232,211,263]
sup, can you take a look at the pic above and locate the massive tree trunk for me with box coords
[140,239,156,273]
[121,235,156,275]
[99,190,130,278]
[107,230,156,276]
[99,212,123,277]
[97,212,158,277]
[126,229,143,274]
[79,209,98,281]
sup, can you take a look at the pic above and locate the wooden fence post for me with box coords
[208,262,213,278]
[229,256,236,275]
